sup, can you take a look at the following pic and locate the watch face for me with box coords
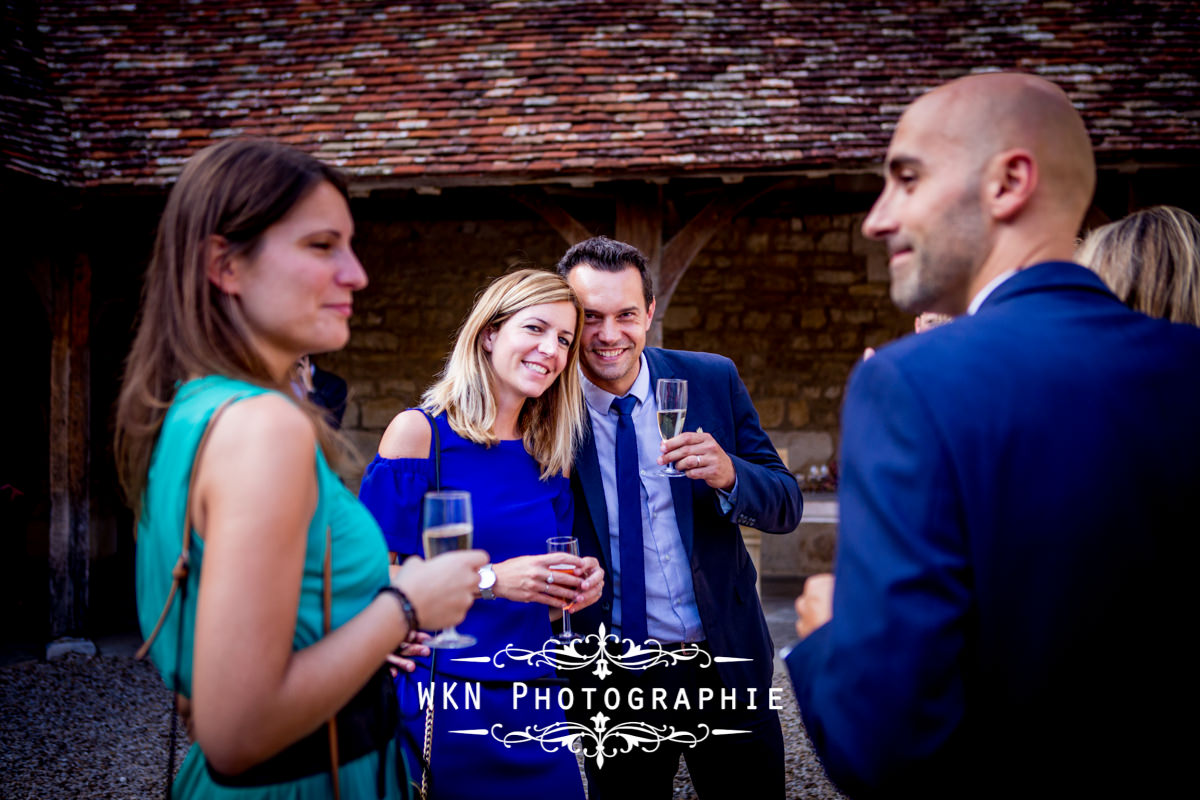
[478,566,496,590]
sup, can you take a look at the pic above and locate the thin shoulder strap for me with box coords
[417,408,441,491]
[136,395,240,661]
[415,407,440,800]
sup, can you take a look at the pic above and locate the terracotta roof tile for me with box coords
[3,0,1198,187]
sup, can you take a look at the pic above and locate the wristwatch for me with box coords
[478,564,497,600]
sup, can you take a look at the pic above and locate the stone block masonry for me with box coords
[325,210,912,490]
[320,216,567,484]
[667,211,911,472]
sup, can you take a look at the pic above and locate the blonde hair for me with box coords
[1076,205,1200,326]
[422,269,585,479]
[115,139,354,510]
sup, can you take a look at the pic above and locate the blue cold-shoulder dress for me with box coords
[359,411,586,800]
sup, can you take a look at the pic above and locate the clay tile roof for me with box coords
[4,0,1198,188]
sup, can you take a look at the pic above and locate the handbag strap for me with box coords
[135,394,239,799]
[136,395,240,661]
[418,407,441,491]
[324,524,341,800]
[416,407,440,800]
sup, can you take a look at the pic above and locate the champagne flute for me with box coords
[547,536,581,642]
[656,378,688,477]
[422,490,477,649]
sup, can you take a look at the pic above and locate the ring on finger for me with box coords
[546,574,555,585]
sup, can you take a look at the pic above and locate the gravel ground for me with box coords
[0,655,191,799]
[1,653,841,799]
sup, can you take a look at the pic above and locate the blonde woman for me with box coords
[115,139,483,799]
[1076,205,1200,325]
[359,269,604,800]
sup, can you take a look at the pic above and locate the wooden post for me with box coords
[615,184,665,345]
[47,251,90,638]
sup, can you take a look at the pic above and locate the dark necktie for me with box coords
[611,394,648,644]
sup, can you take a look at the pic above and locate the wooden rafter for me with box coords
[658,180,789,307]
[510,180,786,344]
[510,187,592,245]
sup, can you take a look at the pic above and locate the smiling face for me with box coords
[482,300,579,410]
[861,95,990,315]
[564,263,654,396]
[213,181,366,381]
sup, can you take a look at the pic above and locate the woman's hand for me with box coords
[492,553,595,609]
[568,557,604,613]
[385,631,431,675]
[390,551,488,632]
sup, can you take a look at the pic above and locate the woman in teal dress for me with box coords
[114,139,485,799]
[359,269,605,800]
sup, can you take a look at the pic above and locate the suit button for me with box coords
[602,602,612,611]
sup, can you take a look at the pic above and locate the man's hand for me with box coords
[660,430,736,490]
[795,573,835,639]
[385,631,431,674]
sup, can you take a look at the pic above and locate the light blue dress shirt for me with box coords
[580,354,707,643]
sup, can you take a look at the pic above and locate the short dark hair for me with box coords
[554,235,654,309]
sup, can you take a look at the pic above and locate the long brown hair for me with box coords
[1077,205,1200,326]
[422,269,585,480]
[115,139,351,510]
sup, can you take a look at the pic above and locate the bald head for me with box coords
[863,73,1097,315]
[907,73,1096,227]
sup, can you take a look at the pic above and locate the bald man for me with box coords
[786,73,1200,798]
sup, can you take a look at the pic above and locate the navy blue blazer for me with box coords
[570,347,802,693]
[787,263,1200,798]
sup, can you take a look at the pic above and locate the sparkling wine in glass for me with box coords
[656,379,688,477]
[422,490,476,649]
[547,536,581,642]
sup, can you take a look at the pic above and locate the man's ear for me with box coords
[205,235,240,294]
[645,296,656,329]
[985,149,1037,222]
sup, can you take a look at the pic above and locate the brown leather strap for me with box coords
[136,396,239,661]
[324,524,341,800]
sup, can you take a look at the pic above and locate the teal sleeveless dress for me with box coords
[135,375,409,799]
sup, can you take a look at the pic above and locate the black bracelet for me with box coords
[377,586,420,642]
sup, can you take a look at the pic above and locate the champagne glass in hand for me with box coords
[656,379,688,477]
[423,491,477,649]
[547,536,581,642]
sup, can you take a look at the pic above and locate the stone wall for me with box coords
[664,210,911,474]
[328,207,913,488]
[320,216,567,463]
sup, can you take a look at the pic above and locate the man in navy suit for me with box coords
[556,237,802,799]
[787,72,1199,798]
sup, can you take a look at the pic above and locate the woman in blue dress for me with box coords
[359,269,605,800]
[114,138,485,799]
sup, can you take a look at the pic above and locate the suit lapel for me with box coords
[575,418,613,570]
[646,349,696,560]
